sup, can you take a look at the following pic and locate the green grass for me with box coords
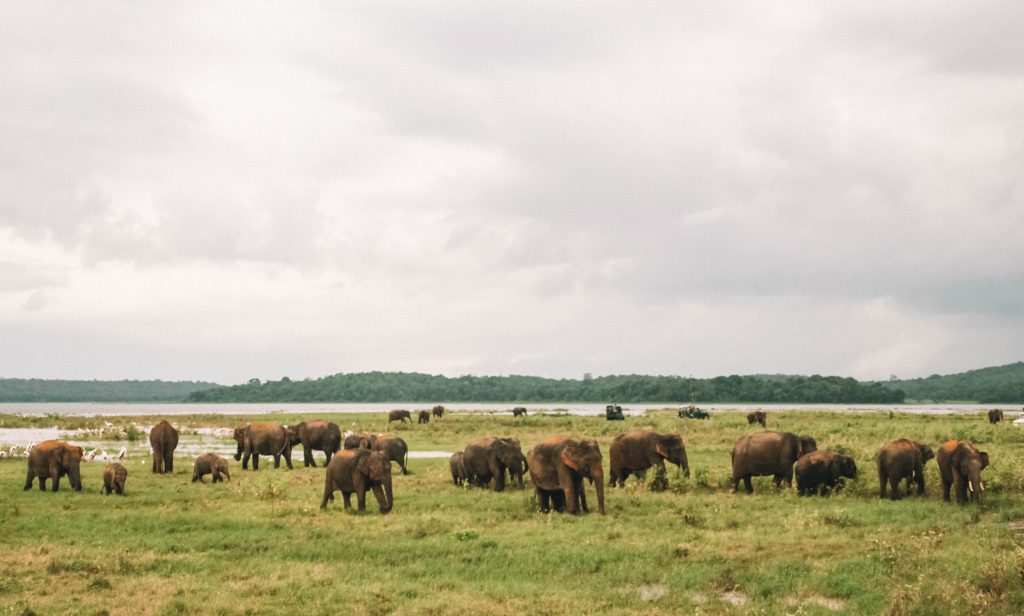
[1,410,1023,615]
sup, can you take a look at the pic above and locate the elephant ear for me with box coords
[356,452,371,475]
[979,451,990,469]
[560,445,581,472]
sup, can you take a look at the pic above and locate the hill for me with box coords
[883,361,1024,403]
[186,371,904,404]
[0,378,221,403]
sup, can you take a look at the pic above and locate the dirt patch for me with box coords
[638,585,668,601]
[787,595,846,611]
[722,590,747,605]
[1008,519,1024,544]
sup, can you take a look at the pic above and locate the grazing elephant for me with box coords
[527,436,605,515]
[512,407,528,418]
[290,420,342,467]
[876,439,934,499]
[149,420,179,474]
[24,440,83,492]
[449,452,467,486]
[102,463,128,496]
[233,423,294,470]
[388,410,412,423]
[988,409,1004,424]
[371,435,410,475]
[937,440,990,504]
[432,405,445,418]
[320,449,393,514]
[192,454,231,483]
[609,429,690,488]
[418,411,430,424]
[343,431,375,450]
[503,448,528,489]
[746,411,767,428]
[731,431,817,493]
[795,450,857,496]
[462,437,524,491]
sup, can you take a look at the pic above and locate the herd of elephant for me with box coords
[18,410,996,516]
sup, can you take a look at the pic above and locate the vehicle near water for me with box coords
[677,405,710,420]
[605,404,625,421]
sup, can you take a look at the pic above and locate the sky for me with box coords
[1,1,1023,385]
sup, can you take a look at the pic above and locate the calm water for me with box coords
[0,401,1020,417]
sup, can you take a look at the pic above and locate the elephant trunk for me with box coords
[234,440,243,461]
[968,468,983,502]
[380,477,394,514]
[594,471,605,515]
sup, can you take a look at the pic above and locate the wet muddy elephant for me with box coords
[731,431,817,493]
[388,410,412,423]
[24,440,84,492]
[609,429,689,488]
[795,450,856,496]
[290,420,341,467]
[102,463,128,496]
[233,423,294,470]
[320,449,394,514]
[463,437,524,491]
[149,420,179,474]
[877,439,934,499]
[527,436,605,515]
[937,440,990,504]
[192,454,231,483]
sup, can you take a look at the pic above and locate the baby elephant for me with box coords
[988,409,1004,424]
[449,452,467,486]
[746,411,767,428]
[418,410,430,424]
[321,449,393,514]
[102,463,128,496]
[795,450,857,496]
[192,454,231,483]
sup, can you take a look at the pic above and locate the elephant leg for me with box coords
[304,449,314,468]
[563,482,579,515]
[253,453,260,470]
[954,474,967,505]
[371,484,387,513]
[152,450,160,474]
[273,454,281,469]
[39,477,47,491]
[878,468,887,498]
[536,488,549,512]
[575,477,589,513]
[743,476,753,494]
[285,449,293,470]
[915,465,925,495]
[52,474,60,492]
[324,450,333,466]
[941,478,951,502]
[320,482,334,509]
[356,488,367,512]
[552,490,567,512]
[342,491,353,510]
[166,451,173,473]
[889,474,901,501]
[621,469,632,486]
[242,450,252,470]
[24,468,34,491]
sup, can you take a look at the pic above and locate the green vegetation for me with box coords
[187,371,905,403]
[2,410,1023,614]
[0,378,221,402]
[884,362,1024,403]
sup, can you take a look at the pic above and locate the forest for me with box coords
[0,378,220,402]
[186,371,906,403]
[883,361,1024,403]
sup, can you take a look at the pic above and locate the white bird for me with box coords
[0,451,7,459]
[85,449,97,461]
[9,446,17,457]
[117,447,128,460]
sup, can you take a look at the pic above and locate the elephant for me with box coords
[371,435,410,475]
[102,463,128,496]
[503,447,528,489]
[795,450,857,496]
[876,439,934,499]
[417,411,430,424]
[149,420,179,474]
[988,409,1004,424]
[233,423,293,470]
[512,407,528,418]
[289,420,341,467]
[320,449,393,514]
[608,429,690,488]
[731,431,817,493]
[24,440,83,492]
[344,431,375,450]
[388,410,412,423]
[432,405,445,418]
[527,436,605,515]
[746,411,767,428]
[449,452,467,486]
[192,454,231,483]
[937,440,990,504]
[462,437,524,491]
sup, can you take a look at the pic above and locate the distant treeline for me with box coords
[883,362,1024,404]
[0,379,221,403]
[186,372,905,404]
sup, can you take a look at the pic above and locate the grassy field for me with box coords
[1,410,1023,615]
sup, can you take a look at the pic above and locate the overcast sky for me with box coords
[1,2,1022,384]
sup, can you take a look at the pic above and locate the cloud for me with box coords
[0,1,1022,383]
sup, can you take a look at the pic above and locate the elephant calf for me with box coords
[102,463,128,496]
[417,410,430,424]
[193,454,231,483]
[988,409,1004,424]
[877,439,934,499]
[527,436,604,515]
[449,452,467,486]
[321,449,393,514]
[795,450,857,496]
[432,405,445,418]
[746,411,767,428]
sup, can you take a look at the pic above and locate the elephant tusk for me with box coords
[980,481,986,492]
[968,482,974,493]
